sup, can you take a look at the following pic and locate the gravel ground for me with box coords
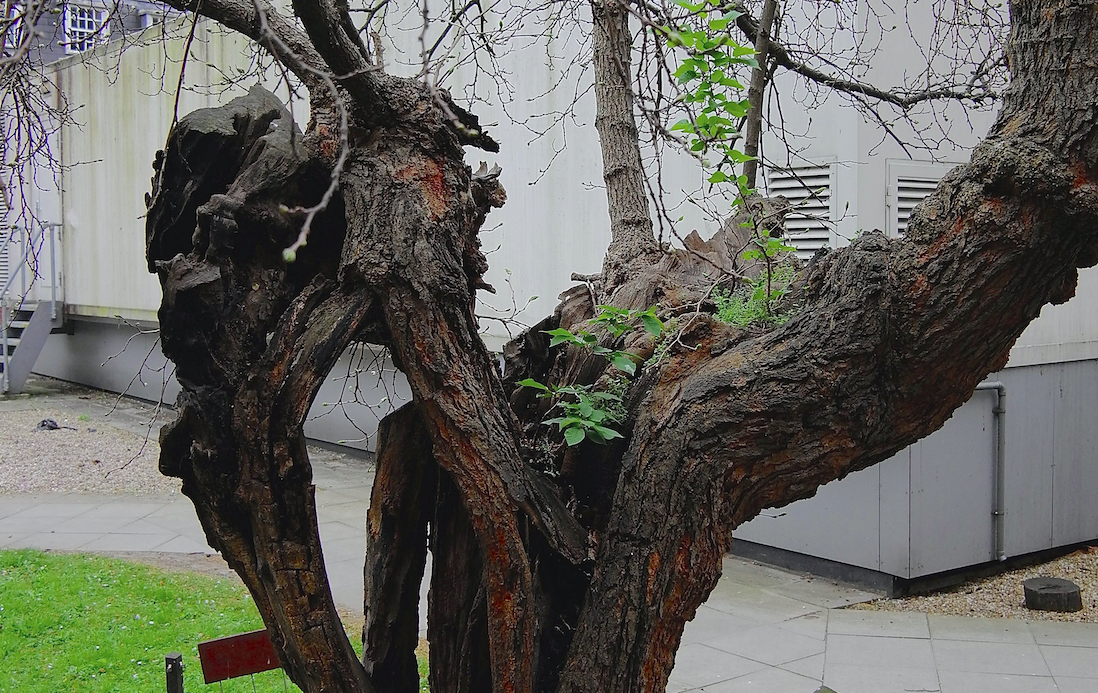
[849,546,1098,622]
[0,407,180,495]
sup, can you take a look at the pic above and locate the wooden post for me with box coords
[166,652,184,693]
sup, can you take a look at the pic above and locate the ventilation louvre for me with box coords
[887,162,954,238]
[766,165,833,261]
[0,194,9,294]
[893,177,940,235]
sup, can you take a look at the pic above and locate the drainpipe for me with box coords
[976,381,1007,561]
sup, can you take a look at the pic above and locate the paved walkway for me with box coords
[3,386,1098,692]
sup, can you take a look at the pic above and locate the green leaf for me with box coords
[588,391,622,402]
[578,401,594,419]
[611,353,637,375]
[544,328,582,347]
[585,427,609,444]
[554,416,584,429]
[591,345,613,356]
[591,425,624,441]
[516,378,549,392]
[708,170,729,184]
[564,427,586,446]
[640,314,664,337]
[671,119,696,133]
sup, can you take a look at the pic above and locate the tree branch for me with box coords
[730,1,1000,109]
[163,0,327,90]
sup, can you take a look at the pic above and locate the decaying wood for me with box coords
[363,404,435,692]
[147,2,1098,693]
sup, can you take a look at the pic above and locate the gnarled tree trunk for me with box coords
[148,2,1098,693]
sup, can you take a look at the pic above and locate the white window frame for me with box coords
[3,3,27,52]
[64,4,107,54]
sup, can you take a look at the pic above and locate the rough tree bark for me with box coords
[146,2,1098,693]
[593,0,661,295]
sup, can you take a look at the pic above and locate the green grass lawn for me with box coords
[0,549,309,692]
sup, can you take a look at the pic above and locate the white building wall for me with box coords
[51,20,267,322]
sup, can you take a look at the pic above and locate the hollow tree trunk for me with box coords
[147,3,1098,693]
[149,88,378,693]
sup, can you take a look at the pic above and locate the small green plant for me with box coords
[714,264,794,327]
[519,306,663,446]
[516,381,624,446]
[77,413,90,422]
[658,1,799,328]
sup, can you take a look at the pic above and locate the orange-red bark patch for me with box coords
[395,158,450,220]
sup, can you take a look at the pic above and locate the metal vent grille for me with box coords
[766,165,833,261]
[892,177,940,235]
[0,194,9,294]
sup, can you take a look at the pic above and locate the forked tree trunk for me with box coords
[148,2,1098,693]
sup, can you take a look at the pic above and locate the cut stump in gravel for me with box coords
[1023,577,1083,612]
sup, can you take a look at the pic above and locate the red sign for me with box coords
[197,629,279,683]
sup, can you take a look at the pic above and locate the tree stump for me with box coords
[1023,577,1083,612]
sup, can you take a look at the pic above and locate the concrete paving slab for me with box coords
[1039,644,1098,678]
[928,615,1035,644]
[78,500,170,518]
[0,531,31,548]
[718,555,799,589]
[52,513,147,533]
[7,501,92,519]
[320,534,367,565]
[938,670,1059,693]
[697,665,819,692]
[932,639,1051,676]
[318,519,366,543]
[779,653,824,681]
[705,586,824,625]
[153,536,215,553]
[81,533,171,552]
[774,611,828,640]
[0,496,43,518]
[111,518,190,535]
[822,663,940,693]
[681,605,764,646]
[8,531,99,550]
[1030,620,1098,648]
[766,577,876,609]
[140,508,205,531]
[826,609,930,639]
[704,625,825,666]
[0,513,72,533]
[666,643,769,691]
[824,633,937,669]
[8,381,1098,693]
[327,571,365,613]
[1054,675,1098,692]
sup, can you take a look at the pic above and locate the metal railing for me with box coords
[1,217,61,393]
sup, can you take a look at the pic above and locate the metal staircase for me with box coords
[1,219,63,394]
